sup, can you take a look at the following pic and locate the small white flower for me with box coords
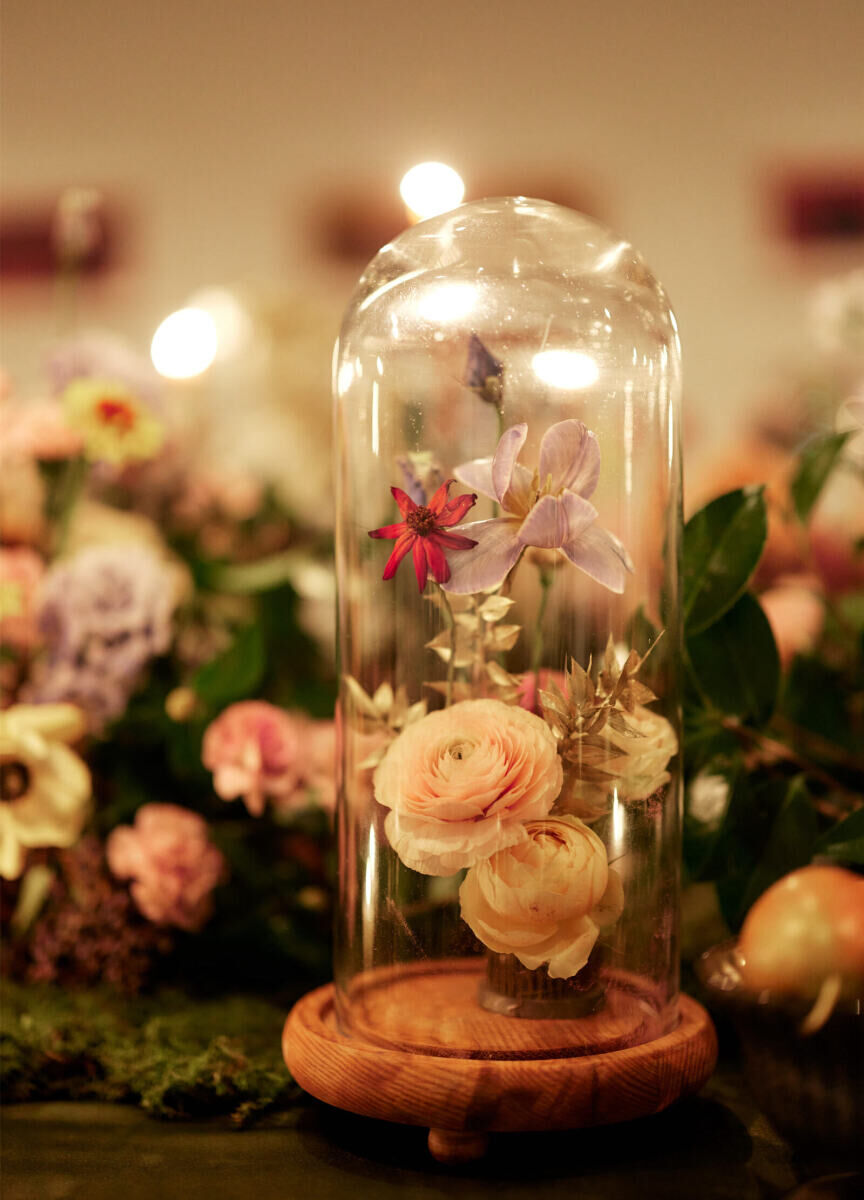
[688,772,729,828]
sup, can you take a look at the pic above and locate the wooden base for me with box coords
[283,961,718,1163]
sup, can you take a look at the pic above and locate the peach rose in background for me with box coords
[0,399,84,462]
[459,814,624,979]
[373,698,563,876]
[760,577,825,667]
[0,547,44,650]
[203,701,306,817]
[106,803,226,932]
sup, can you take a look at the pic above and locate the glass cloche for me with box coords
[332,196,683,1061]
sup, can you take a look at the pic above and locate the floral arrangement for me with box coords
[0,329,337,995]
[349,337,678,995]
[682,270,864,950]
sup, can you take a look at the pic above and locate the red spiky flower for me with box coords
[368,479,478,591]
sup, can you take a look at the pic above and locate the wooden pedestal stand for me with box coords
[283,958,717,1163]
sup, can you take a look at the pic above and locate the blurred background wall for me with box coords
[2,0,863,457]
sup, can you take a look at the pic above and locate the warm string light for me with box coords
[150,308,218,379]
[400,162,465,223]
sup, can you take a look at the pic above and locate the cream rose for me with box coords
[459,814,624,979]
[373,698,562,876]
[562,704,678,820]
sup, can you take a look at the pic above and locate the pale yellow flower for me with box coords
[0,704,92,879]
[460,814,624,979]
[62,377,163,465]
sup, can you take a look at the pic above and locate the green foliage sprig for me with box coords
[683,442,864,934]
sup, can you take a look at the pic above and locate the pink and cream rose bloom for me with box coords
[373,698,563,876]
[459,814,624,979]
[106,803,227,932]
[202,701,306,817]
[561,704,678,821]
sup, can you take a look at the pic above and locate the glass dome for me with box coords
[333,197,682,1059]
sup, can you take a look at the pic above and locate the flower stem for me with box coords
[531,567,553,689]
[46,455,88,555]
[721,717,862,812]
[438,585,457,707]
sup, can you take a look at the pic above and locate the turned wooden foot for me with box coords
[427,1128,489,1163]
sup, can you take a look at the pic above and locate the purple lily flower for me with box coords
[442,420,633,595]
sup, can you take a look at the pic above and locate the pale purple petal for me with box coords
[561,523,633,594]
[501,462,535,516]
[492,424,528,505]
[517,496,569,549]
[454,457,496,502]
[561,491,598,540]
[441,518,523,594]
[538,420,600,498]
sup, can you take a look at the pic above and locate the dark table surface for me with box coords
[2,1063,860,1200]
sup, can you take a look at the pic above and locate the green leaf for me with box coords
[686,592,780,724]
[739,776,818,915]
[780,655,854,750]
[192,623,265,708]
[204,551,312,596]
[790,431,851,522]
[816,806,864,866]
[683,488,767,633]
[712,774,787,930]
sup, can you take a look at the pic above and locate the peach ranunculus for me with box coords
[760,577,825,667]
[373,698,563,876]
[0,547,44,650]
[203,700,308,817]
[460,814,624,979]
[106,803,226,932]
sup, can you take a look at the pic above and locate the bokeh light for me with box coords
[400,162,465,222]
[151,307,218,379]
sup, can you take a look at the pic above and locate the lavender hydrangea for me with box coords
[28,545,176,727]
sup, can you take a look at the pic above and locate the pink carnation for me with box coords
[106,803,226,932]
[0,546,44,649]
[297,718,337,813]
[202,701,307,817]
[0,399,84,462]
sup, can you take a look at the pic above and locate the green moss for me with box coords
[0,983,300,1126]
